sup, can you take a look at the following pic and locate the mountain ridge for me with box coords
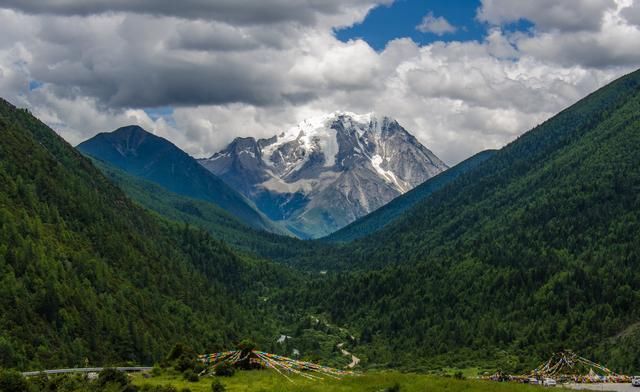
[2,65,640,373]
[200,112,448,238]
[77,125,282,234]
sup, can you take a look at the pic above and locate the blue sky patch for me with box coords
[29,80,44,91]
[336,0,498,50]
[144,106,176,126]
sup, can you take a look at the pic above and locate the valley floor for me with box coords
[131,370,545,392]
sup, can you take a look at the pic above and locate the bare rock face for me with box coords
[199,112,448,238]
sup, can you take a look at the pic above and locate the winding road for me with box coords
[21,367,152,377]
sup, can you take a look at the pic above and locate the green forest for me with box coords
[0,99,298,369]
[285,68,640,372]
[1,67,640,381]
[88,160,322,264]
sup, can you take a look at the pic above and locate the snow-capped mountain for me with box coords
[199,112,448,238]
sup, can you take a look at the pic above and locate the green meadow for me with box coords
[131,370,543,392]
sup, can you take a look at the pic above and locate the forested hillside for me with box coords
[2,64,640,375]
[0,99,295,370]
[284,69,640,371]
[90,159,322,261]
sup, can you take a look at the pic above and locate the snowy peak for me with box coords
[199,112,448,238]
[261,112,348,174]
[257,112,417,188]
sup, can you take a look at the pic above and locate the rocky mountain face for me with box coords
[199,112,448,238]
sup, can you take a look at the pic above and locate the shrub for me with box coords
[0,370,29,392]
[213,362,235,377]
[236,340,257,352]
[182,370,199,382]
[96,368,129,388]
[211,379,226,392]
[175,355,197,373]
[28,372,48,391]
[166,343,198,373]
[193,363,205,374]
[151,365,163,377]
[385,382,401,392]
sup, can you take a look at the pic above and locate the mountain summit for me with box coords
[77,125,277,232]
[199,112,448,238]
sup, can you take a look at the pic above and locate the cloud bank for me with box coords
[0,0,638,164]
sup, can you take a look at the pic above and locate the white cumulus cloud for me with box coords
[0,1,638,165]
[416,12,457,35]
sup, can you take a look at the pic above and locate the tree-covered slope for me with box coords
[287,69,640,371]
[77,126,281,233]
[325,150,496,243]
[345,69,640,268]
[90,158,318,261]
[3,62,640,375]
[0,99,294,370]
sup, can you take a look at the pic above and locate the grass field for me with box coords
[131,370,544,391]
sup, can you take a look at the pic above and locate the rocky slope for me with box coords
[199,112,448,238]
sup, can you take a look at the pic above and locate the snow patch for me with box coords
[370,154,409,193]
[261,111,376,171]
[239,149,255,158]
[207,152,229,161]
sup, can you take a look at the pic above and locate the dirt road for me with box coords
[337,343,360,369]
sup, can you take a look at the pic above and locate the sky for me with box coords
[1,1,640,165]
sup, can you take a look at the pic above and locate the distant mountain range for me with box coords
[77,125,280,233]
[199,112,448,238]
[2,67,640,373]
